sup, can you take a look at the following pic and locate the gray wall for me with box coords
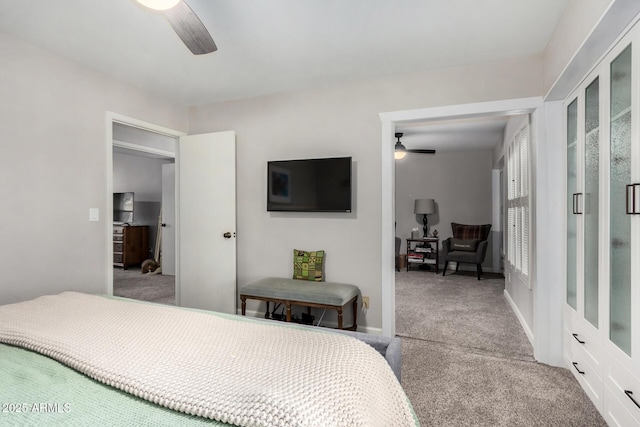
[0,33,187,305]
[188,56,543,332]
[113,151,174,257]
[113,151,172,203]
[395,150,494,270]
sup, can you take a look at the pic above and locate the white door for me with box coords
[161,163,176,276]
[179,131,236,313]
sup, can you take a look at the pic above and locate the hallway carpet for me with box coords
[396,269,606,426]
[396,270,533,361]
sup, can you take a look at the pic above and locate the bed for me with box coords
[0,292,418,426]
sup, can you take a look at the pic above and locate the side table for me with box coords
[406,237,439,273]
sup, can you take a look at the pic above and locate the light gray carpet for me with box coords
[396,270,534,361]
[401,339,606,426]
[396,270,606,426]
[113,268,175,305]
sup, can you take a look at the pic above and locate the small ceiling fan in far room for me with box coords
[394,132,436,160]
[135,0,217,55]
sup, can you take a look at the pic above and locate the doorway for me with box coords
[112,127,177,304]
[105,112,185,302]
[379,97,543,337]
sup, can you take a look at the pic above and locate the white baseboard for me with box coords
[237,308,266,319]
[355,325,383,335]
[237,309,381,335]
[503,289,534,346]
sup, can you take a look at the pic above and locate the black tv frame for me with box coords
[267,156,352,213]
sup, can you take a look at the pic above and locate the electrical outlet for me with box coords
[362,296,370,310]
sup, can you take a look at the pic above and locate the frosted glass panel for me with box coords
[584,78,599,328]
[610,45,632,355]
[567,98,578,310]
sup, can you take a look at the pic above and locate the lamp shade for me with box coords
[394,142,407,160]
[414,199,435,215]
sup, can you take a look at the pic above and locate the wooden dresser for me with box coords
[113,225,149,269]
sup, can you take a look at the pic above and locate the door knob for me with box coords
[223,232,232,239]
[161,223,167,227]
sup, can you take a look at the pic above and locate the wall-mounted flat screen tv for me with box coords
[267,157,352,212]
[113,192,134,223]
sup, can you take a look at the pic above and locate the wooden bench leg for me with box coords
[241,296,246,316]
[265,301,270,319]
[286,302,292,322]
[337,307,343,329]
[352,297,358,330]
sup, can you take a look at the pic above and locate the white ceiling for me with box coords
[0,0,565,152]
[0,0,567,107]
[396,115,513,153]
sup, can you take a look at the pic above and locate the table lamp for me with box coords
[414,199,435,238]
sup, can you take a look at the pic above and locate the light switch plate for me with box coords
[89,208,99,222]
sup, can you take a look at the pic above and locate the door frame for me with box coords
[105,112,186,302]
[379,97,543,337]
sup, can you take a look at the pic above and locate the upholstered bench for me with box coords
[240,277,359,330]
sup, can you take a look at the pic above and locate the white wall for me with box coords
[188,55,544,331]
[531,102,565,366]
[395,150,494,270]
[113,151,171,203]
[543,0,614,95]
[0,33,188,305]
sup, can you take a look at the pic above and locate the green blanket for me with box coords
[0,343,224,426]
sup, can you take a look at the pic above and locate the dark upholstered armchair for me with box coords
[442,223,492,280]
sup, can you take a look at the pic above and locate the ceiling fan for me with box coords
[136,0,217,55]
[394,132,436,160]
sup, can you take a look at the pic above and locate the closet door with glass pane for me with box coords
[564,71,604,407]
[584,76,600,330]
[566,98,579,311]
[565,73,602,332]
[608,43,633,358]
[602,30,640,426]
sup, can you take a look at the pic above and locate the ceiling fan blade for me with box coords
[407,149,437,154]
[164,1,217,55]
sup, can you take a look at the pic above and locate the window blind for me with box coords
[507,125,529,276]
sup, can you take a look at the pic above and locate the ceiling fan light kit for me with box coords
[394,150,407,160]
[394,132,436,159]
[136,0,180,11]
[394,132,407,159]
[394,148,407,160]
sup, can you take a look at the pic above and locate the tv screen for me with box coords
[113,192,134,223]
[267,157,352,212]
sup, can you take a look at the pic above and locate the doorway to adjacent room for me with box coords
[111,121,178,305]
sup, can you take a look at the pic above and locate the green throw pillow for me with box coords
[293,249,325,281]
[450,238,480,252]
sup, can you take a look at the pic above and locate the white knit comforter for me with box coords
[0,292,417,427]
